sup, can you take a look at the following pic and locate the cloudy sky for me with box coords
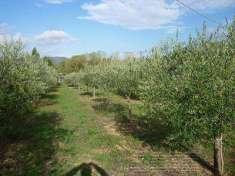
[0,0,234,57]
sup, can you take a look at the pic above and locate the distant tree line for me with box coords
[57,51,107,74]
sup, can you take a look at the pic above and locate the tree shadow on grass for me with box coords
[92,97,215,175]
[80,91,103,98]
[93,97,126,116]
[80,91,93,97]
[0,93,74,176]
[39,88,59,107]
[229,148,235,175]
[179,145,214,173]
[92,97,170,148]
[64,162,109,176]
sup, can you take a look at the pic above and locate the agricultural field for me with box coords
[0,1,235,176]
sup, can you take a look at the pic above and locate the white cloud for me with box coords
[79,0,181,30]
[32,30,78,56]
[0,30,77,46]
[34,30,75,45]
[45,0,73,4]
[79,0,235,30]
[0,29,78,57]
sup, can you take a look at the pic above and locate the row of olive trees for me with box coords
[64,19,235,175]
[141,21,235,176]
[64,58,145,99]
[0,41,57,122]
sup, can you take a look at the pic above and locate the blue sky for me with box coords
[0,0,234,57]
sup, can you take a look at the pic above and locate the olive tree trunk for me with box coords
[214,134,224,176]
[127,96,132,120]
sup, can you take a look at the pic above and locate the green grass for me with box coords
[43,85,132,175]
[78,86,235,176]
[0,85,146,175]
[1,85,234,176]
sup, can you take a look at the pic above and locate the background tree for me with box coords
[43,56,54,67]
[31,47,40,59]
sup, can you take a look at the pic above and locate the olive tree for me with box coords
[141,21,235,175]
[91,58,145,118]
[0,41,57,122]
[64,72,80,87]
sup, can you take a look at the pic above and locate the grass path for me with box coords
[51,85,212,175]
[0,85,214,176]
[42,85,132,175]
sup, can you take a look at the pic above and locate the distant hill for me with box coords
[50,57,67,64]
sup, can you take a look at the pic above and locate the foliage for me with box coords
[57,52,105,74]
[43,56,54,67]
[0,42,57,120]
[69,58,145,99]
[64,20,235,171]
[31,47,40,58]
[63,19,235,147]
[64,72,81,87]
[141,21,235,144]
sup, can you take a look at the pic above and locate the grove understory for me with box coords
[0,85,234,176]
